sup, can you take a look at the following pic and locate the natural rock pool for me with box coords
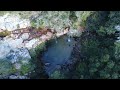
[42,35,77,75]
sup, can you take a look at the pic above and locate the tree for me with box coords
[70,11,120,79]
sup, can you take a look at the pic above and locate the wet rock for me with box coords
[18,76,27,79]
[9,75,27,79]
[56,65,61,69]
[9,75,18,79]
[45,63,50,66]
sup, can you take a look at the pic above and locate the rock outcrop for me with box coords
[0,40,33,79]
[0,13,30,31]
[0,26,69,79]
[0,11,90,79]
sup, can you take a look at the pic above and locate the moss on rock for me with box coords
[29,41,48,79]
[20,63,32,75]
[0,60,16,77]
[0,30,11,37]
[50,70,65,79]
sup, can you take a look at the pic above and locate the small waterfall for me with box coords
[67,35,71,42]
[55,40,58,43]
[55,36,58,43]
[68,38,71,42]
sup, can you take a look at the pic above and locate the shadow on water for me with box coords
[42,35,76,75]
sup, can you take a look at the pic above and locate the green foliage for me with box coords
[20,64,31,75]
[99,70,110,79]
[86,11,110,32]
[73,62,88,79]
[114,42,120,60]
[0,11,8,16]
[107,61,115,69]
[18,11,32,19]
[80,20,86,28]
[30,20,37,28]
[80,12,93,27]
[81,38,100,58]
[29,42,48,79]
[9,66,17,74]
[50,70,65,79]
[108,11,120,26]
[97,26,106,36]
[70,11,93,29]
[111,73,119,79]
[35,42,46,55]
[69,11,78,24]
[30,42,46,58]
[70,11,120,79]
[0,30,11,37]
[0,60,14,76]
[105,27,116,35]
[101,54,110,63]
[76,62,87,73]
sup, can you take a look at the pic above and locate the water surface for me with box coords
[42,35,76,75]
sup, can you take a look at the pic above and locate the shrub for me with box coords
[20,64,31,75]
[50,70,65,79]
[0,30,11,37]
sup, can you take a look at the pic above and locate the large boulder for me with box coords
[5,48,31,63]
[0,40,34,79]
[2,38,23,48]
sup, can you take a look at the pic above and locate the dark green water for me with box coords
[42,35,76,75]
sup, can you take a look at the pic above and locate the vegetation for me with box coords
[29,42,48,79]
[0,60,13,75]
[50,70,65,79]
[39,11,120,79]
[0,30,11,37]
[20,63,32,75]
[1,11,120,79]
[67,11,120,79]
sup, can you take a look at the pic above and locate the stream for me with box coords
[42,35,77,75]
